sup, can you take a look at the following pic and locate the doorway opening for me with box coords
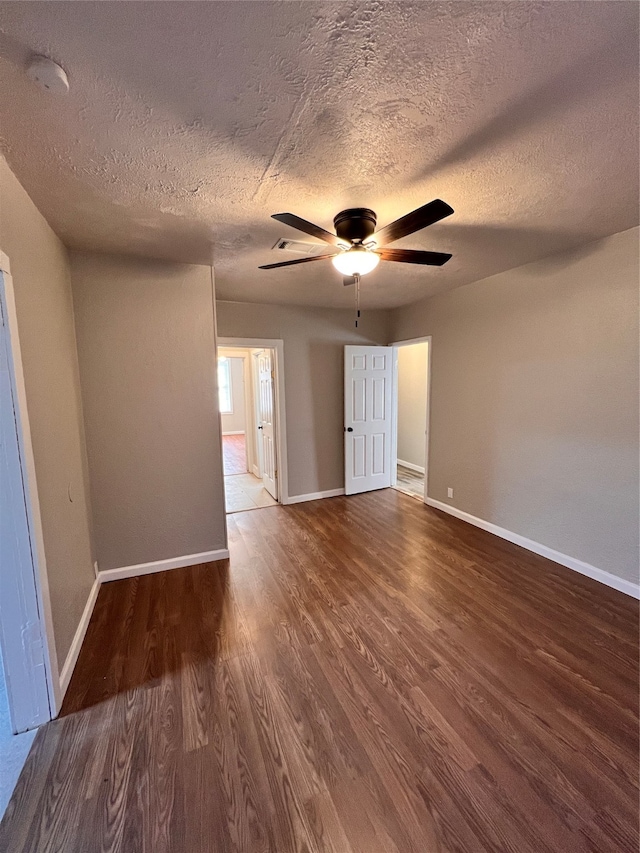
[217,339,287,513]
[391,337,431,502]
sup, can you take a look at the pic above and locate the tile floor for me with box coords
[224,472,278,513]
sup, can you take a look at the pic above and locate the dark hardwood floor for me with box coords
[1,490,638,852]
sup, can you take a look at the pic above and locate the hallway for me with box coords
[222,435,276,512]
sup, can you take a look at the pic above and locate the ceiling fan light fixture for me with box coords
[331,246,380,277]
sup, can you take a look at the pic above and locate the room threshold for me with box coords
[391,463,424,501]
[224,472,278,514]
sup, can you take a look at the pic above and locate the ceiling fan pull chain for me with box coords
[355,273,361,328]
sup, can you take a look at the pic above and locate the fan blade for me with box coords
[271,213,345,247]
[258,252,337,270]
[343,276,356,287]
[376,248,452,266]
[372,199,453,246]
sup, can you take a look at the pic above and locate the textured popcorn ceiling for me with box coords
[0,1,637,309]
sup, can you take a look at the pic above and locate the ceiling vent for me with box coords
[272,238,326,256]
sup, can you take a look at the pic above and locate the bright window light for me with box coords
[218,358,233,414]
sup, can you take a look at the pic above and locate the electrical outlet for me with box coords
[447,487,454,499]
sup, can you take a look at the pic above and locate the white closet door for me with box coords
[344,346,393,495]
[256,349,277,499]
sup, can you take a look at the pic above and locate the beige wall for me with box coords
[0,157,95,664]
[396,342,429,470]
[390,227,640,584]
[216,301,391,497]
[70,251,226,571]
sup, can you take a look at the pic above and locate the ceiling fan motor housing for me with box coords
[333,208,377,243]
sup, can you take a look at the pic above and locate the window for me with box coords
[218,358,233,414]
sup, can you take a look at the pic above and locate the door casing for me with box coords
[217,337,288,505]
[389,336,432,503]
[218,347,255,475]
[254,348,278,500]
[0,252,59,728]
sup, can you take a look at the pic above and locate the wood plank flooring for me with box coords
[393,464,424,500]
[223,434,247,475]
[1,490,638,852]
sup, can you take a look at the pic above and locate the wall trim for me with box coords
[59,577,100,699]
[397,459,425,474]
[285,488,345,505]
[222,430,245,436]
[425,497,640,600]
[58,547,231,703]
[389,336,432,496]
[217,337,289,505]
[98,548,230,584]
[389,335,433,347]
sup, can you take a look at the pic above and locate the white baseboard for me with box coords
[252,464,260,478]
[425,498,640,599]
[397,459,425,474]
[56,548,230,706]
[58,576,100,699]
[222,430,245,436]
[98,549,230,584]
[285,488,345,505]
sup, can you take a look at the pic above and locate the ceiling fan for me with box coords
[258,199,454,286]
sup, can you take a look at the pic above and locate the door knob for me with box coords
[345,427,353,432]
[258,425,263,430]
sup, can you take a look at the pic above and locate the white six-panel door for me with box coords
[256,349,278,500]
[344,345,393,495]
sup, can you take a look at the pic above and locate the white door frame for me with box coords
[241,352,256,475]
[218,347,254,474]
[250,349,265,479]
[389,336,432,503]
[253,348,278,500]
[0,251,59,729]
[217,337,288,505]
